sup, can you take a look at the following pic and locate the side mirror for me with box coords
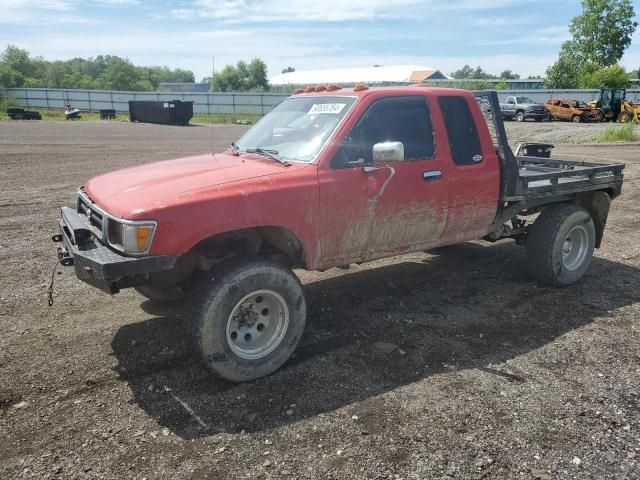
[372,141,404,163]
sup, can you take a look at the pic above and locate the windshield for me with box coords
[235,96,356,163]
[516,97,535,103]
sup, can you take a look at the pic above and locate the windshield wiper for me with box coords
[245,147,291,166]
[230,142,240,156]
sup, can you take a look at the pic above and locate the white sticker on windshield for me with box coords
[308,103,346,115]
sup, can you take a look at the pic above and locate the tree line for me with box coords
[545,0,638,88]
[0,45,194,91]
[202,59,270,92]
[449,1,637,90]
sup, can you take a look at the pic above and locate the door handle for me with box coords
[423,170,442,181]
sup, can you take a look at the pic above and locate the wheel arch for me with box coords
[573,190,611,248]
[190,225,309,269]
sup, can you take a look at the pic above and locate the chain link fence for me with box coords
[3,87,640,116]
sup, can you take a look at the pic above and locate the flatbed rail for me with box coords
[516,156,624,199]
[473,91,624,203]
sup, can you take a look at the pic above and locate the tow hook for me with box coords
[56,246,74,267]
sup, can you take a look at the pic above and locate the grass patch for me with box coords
[597,123,638,143]
[2,107,261,125]
[39,110,127,121]
[192,113,262,125]
[0,95,18,112]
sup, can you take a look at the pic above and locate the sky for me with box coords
[1,0,639,81]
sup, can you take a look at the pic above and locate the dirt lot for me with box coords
[1,120,639,480]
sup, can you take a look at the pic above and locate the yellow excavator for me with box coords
[588,88,640,123]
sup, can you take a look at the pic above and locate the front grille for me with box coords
[77,194,104,240]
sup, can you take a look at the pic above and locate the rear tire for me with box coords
[190,259,306,382]
[526,204,595,286]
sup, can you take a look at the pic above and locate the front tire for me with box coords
[618,111,632,123]
[515,111,525,122]
[526,204,595,286]
[572,115,581,123]
[190,259,306,382]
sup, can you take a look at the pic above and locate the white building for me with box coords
[269,65,451,86]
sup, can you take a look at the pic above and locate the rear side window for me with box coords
[438,96,483,166]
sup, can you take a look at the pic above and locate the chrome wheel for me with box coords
[226,290,289,360]
[561,225,589,271]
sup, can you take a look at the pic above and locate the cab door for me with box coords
[318,95,449,262]
[356,96,449,254]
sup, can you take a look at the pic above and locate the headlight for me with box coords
[107,219,156,255]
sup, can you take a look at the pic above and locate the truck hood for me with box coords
[84,152,309,219]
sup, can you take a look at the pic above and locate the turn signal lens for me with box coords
[136,226,152,250]
[109,221,156,255]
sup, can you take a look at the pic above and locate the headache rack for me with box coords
[473,91,624,204]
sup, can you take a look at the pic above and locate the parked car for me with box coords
[53,88,624,382]
[544,98,603,123]
[499,95,548,122]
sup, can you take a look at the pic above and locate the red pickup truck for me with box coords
[53,87,624,382]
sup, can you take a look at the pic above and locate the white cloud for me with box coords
[93,0,139,4]
[0,0,71,10]
[172,0,535,23]
[481,25,570,46]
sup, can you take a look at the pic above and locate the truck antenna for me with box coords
[211,55,215,154]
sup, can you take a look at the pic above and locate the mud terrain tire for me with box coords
[526,204,595,286]
[190,259,306,382]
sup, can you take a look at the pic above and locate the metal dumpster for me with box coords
[128,100,194,126]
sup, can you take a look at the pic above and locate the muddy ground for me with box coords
[1,120,639,480]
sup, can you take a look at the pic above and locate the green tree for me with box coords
[247,58,269,91]
[566,0,637,66]
[0,45,34,86]
[211,64,243,91]
[545,53,581,88]
[97,56,143,90]
[450,65,497,79]
[211,59,270,92]
[499,70,520,79]
[579,64,630,88]
[0,45,196,91]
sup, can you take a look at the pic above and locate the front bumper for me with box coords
[54,207,178,294]
[525,111,548,119]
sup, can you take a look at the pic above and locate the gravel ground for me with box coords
[505,120,640,145]
[1,120,639,480]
